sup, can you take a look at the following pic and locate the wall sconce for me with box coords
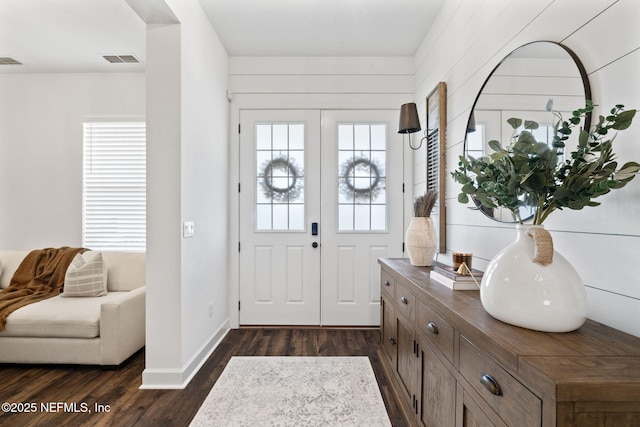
[398,102,425,150]
[467,112,476,133]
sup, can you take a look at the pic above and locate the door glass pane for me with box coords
[338,125,354,150]
[337,123,387,231]
[289,124,305,150]
[256,125,272,150]
[370,125,386,150]
[339,205,354,230]
[354,125,370,150]
[256,123,305,231]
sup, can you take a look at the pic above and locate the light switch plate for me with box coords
[183,221,195,237]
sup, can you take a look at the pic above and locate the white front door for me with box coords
[320,110,405,325]
[239,109,404,326]
[239,110,321,325]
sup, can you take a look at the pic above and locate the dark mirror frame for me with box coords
[464,41,592,223]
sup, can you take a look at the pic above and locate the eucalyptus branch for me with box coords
[451,101,638,225]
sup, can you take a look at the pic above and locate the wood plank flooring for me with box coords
[0,328,406,426]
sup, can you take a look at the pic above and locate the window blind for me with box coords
[82,122,146,251]
[426,129,439,192]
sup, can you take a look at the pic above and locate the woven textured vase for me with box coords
[405,217,437,266]
[480,224,587,332]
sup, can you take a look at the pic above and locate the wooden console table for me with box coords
[378,258,640,427]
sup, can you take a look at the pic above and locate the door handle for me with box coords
[312,242,319,248]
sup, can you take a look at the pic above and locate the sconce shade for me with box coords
[467,112,476,133]
[398,103,421,134]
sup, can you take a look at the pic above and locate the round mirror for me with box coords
[464,41,591,222]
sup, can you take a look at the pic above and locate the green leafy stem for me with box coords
[451,101,639,225]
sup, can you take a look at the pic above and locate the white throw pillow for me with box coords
[0,257,3,286]
[62,251,108,297]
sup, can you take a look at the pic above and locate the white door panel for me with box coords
[321,110,404,325]
[239,110,321,325]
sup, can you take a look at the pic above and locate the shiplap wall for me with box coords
[228,57,415,109]
[413,0,640,337]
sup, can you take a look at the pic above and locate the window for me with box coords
[337,123,387,231]
[82,121,146,251]
[255,123,305,231]
[465,123,485,159]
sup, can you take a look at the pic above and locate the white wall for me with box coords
[0,73,145,249]
[226,56,415,327]
[178,0,230,377]
[135,0,230,388]
[414,0,640,337]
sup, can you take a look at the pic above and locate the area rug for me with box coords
[189,356,392,427]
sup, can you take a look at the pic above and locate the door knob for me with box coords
[312,242,318,248]
[427,322,439,334]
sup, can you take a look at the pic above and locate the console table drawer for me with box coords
[395,283,415,321]
[417,300,454,363]
[381,270,395,298]
[460,336,541,426]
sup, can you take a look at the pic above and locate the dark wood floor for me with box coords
[0,328,406,426]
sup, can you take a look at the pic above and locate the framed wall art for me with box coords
[426,82,447,253]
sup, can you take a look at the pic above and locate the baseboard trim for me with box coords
[140,318,230,389]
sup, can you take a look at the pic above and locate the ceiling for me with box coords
[199,0,445,57]
[0,0,445,74]
[0,0,146,73]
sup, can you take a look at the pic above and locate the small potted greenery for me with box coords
[450,101,638,332]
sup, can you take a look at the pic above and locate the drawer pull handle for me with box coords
[384,280,390,287]
[427,322,439,334]
[481,373,502,396]
[389,338,396,346]
[400,296,409,304]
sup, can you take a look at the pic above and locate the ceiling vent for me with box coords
[0,57,22,65]
[102,54,140,64]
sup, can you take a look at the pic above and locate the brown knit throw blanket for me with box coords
[0,247,86,331]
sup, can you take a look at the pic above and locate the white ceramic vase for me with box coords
[480,224,587,332]
[405,217,438,266]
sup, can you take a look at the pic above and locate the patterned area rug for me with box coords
[189,356,392,427]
